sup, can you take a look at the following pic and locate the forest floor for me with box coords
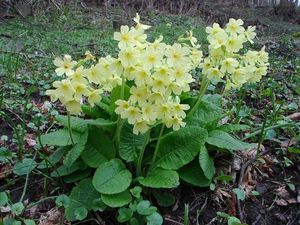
[0,4,300,225]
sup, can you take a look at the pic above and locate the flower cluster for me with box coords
[113,16,203,134]
[201,18,269,89]
[46,16,269,135]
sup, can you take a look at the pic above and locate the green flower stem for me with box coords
[149,124,165,173]
[187,76,210,117]
[136,129,151,177]
[114,75,126,148]
[67,112,75,145]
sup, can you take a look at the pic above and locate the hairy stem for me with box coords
[149,124,165,173]
[67,112,75,145]
[187,75,209,117]
[136,130,151,177]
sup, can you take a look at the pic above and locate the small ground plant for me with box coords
[8,14,269,224]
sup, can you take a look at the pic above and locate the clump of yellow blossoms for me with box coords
[201,18,269,89]
[46,16,268,135]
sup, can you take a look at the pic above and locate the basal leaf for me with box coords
[119,122,146,162]
[199,146,216,179]
[55,115,88,133]
[65,178,101,221]
[101,190,132,208]
[64,131,88,167]
[207,130,254,151]
[92,159,132,194]
[155,126,208,170]
[179,159,211,187]
[139,168,179,189]
[81,127,115,168]
[40,129,80,146]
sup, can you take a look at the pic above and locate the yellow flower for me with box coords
[132,67,151,86]
[225,34,243,53]
[244,26,256,43]
[206,23,222,36]
[220,58,239,73]
[115,100,130,118]
[151,77,169,94]
[208,30,228,49]
[157,103,172,120]
[88,89,103,106]
[45,89,59,102]
[69,66,87,84]
[55,79,75,101]
[72,82,89,101]
[142,104,157,122]
[231,68,247,86]
[133,120,150,135]
[206,68,224,81]
[125,106,142,124]
[244,50,258,65]
[85,64,101,84]
[84,51,96,62]
[129,86,149,106]
[65,99,81,115]
[165,116,186,131]
[226,18,245,34]
[141,47,163,69]
[166,43,190,66]
[114,25,135,49]
[171,101,190,118]
[118,48,139,68]
[133,13,151,30]
[53,55,77,76]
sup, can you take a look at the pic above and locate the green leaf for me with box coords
[199,146,216,179]
[24,219,36,225]
[215,175,233,182]
[146,212,163,225]
[11,202,24,216]
[51,161,86,177]
[55,115,88,133]
[64,131,88,167]
[101,190,132,208]
[179,159,211,187]
[63,169,92,183]
[0,192,9,207]
[81,104,107,118]
[228,217,243,225]
[219,124,250,133]
[155,126,208,170]
[81,127,115,168]
[117,208,134,223]
[186,100,222,127]
[137,200,157,216]
[65,178,101,221]
[110,85,130,115]
[40,129,81,146]
[92,159,132,194]
[119,122,146,162]
[130,186,142,199]
[233,188,246,201]
[74,207,88,220]
[207,130,254,151]
[139,168,179,189]
[38,147,65,169]
[86,118,117,131]
[153,192,175,207]
[55,194,70,207]
[13,158,36,176]
[12,221,21,225]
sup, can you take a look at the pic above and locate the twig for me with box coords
[236,150,270,221]
[165,218,183,225]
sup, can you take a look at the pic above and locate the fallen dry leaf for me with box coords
[280,139,297,148]
[26,133,37,147]
[39,208,64,225]
[287,112,300,121]
[0,164,12,180]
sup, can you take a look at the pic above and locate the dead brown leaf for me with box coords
[38,208,64,225]
[0,164,12,180]
[287,112,300,121]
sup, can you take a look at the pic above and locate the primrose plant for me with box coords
[41,14,269,223]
